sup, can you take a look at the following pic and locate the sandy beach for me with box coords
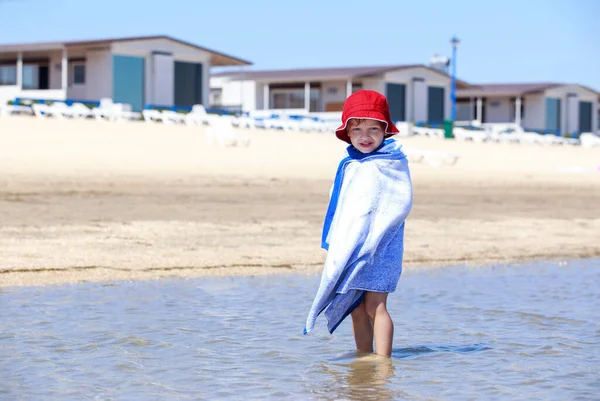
[1,116,599,287]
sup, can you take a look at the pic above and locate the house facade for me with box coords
[0,35,251,111]
[456,83,599,134]
[210,65,452,123]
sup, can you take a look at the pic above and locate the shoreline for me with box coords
[2,254,598,290]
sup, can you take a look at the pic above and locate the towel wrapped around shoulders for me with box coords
[304,139,413,335]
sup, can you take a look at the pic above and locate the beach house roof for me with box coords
[456,83,600,98]
[213,64,467,83]
[0,35,252,67]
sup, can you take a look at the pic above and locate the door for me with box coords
[578,101,592,133]
[113,55,145,112]
[386,83,406,122]
[174,61,203,107]
[545,98,561,132]
[472,99,487,123]
[427,86,445,124]
[38,65,49,90]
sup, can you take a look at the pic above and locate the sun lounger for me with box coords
[453,127,488,142]
[161,110,187,124]
[89,98,139,121]
[233,114,255,129]
[70,102,95,119]
[0,104,33,117]
[142,109,163,123]
[47,102,74,119]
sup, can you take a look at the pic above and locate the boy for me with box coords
[304,90,413,358]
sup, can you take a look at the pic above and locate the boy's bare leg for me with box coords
[350,300,373,353]
[365,292,393,358]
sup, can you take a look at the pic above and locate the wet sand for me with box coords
[1,116,599,287]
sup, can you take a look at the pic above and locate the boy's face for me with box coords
[348,119,385,153]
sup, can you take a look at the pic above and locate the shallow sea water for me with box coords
[1,258,599,400]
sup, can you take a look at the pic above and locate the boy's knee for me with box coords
[351,301,367,317]
[364,298,387,319]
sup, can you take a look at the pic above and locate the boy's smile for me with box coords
[347,119,385,153]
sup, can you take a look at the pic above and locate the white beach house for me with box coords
[210,64,453,124]
[0,35,251,111]
[455,83,599,135]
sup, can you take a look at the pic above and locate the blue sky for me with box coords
[1,0,598,90]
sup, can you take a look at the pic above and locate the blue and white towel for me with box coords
[304,139,413,335]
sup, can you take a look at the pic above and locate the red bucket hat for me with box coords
[335,90,399,143]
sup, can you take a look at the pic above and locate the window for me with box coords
[272,92,287,108]
[270,88,320,111]
[209,88,222,106]
[0,65,17,85]
[309,89,319,112]
[22,65,40,89]
[352,82,362,93]
[73,64,85,84]
[289,91,304,109]
[21,64,49,89]
[455,100,472,121]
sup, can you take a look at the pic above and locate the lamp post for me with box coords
[450,35,460,121]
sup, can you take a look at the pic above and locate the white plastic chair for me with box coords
[205,115,251,147]
[91,98,115,120]
[185,104,215,126]
[112,103,141,121]
[579,133,600,148]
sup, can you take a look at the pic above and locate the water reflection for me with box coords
[344,354,397,401]
[321,344,492,401]
[314,352,399,401]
